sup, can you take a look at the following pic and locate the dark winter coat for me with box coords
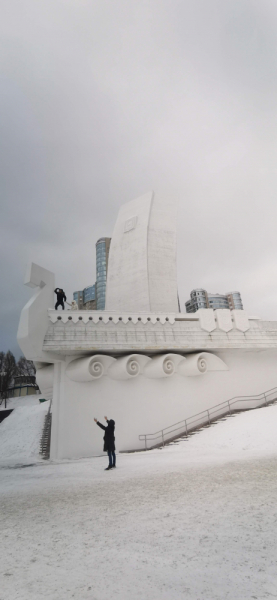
[54,288,67,302]
[97,419,115,452]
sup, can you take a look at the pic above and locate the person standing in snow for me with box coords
[94,416,116,470]
[54,288,67,310]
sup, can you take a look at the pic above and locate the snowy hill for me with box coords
[0,395,49,466]
[159,402,277,465]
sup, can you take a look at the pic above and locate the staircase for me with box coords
[40,400,52,459]
[137,386,277,451]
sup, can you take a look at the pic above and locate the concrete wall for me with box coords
[50,349,277,460]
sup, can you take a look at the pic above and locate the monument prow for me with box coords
[17,262,63,363]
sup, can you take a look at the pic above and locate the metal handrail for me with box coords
[139,386,277,449]
[40,398,53,459]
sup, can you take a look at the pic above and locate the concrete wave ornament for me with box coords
[107,354,150,380]
[66,355,115,382]
[65,352,228,382]
[144,353,184,378]
[178,352,228,376]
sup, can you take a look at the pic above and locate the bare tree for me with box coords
[0,352,4,375]
[0,351,16,408]
[0,352,5,401]
[16,356,36,377]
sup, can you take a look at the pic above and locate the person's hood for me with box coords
[108,419,115,428]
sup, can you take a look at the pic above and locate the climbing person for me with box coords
[94,416,116,470]
[54,288,67,310]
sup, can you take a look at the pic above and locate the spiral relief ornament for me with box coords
[66,355,115,382]
[126,357,140,377]
[89,358,105,379]
[163,357,175,376]
[177,352,228,377]
[66,352,228,382]
[108,354,150,380]
[144,354,183,378]
[197,356,207,373]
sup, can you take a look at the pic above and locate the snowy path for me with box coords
[1,457,277,600]
[1,405,277,600]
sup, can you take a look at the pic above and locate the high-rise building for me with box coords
[73,238,111,310]
[73,290,84,310]
[185,289,243,313]
[96,237,111,310]
[73,284,96,310]
[226,292,243,310]
[83,284,96,310]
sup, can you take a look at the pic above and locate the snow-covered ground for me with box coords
[1,403,277,599]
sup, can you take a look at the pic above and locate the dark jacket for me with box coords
[97,419,115,452]
[54,288,67,302]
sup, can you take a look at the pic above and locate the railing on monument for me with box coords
[139,386,277,450]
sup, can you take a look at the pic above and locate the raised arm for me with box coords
[95,421,106,431]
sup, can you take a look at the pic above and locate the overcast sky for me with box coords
[1,0,277,356]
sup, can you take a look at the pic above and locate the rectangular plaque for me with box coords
[124,216,137,233]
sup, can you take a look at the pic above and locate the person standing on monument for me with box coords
[54,288,67,310]
[94,416,116,470]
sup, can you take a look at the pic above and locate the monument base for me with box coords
[49,349,277,460]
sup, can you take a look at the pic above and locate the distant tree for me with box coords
[16,356,36,377]
[0,352,5,397]
[0,351,16,408]
[0,352,4,375]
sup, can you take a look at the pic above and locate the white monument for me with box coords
[105,191,179,313]
[17,191,277,460]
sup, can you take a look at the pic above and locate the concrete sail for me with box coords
[105,191,179,312]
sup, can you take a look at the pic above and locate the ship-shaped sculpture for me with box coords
[17,192,277,459]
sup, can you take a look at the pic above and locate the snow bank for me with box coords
[0,393,41,410]
[0,399,49,465]
[161,402,277,464]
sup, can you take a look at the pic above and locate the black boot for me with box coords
[105,466,112,470]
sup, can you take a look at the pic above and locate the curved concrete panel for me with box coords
[107,354,150,380]
[178,352,228,376]
[144,353,184,378]
[36,364,54,399]
[66,355,115,382]
[105,191,179,313]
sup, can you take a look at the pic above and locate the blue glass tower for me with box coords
[96,238,111,310]
[73,284,96,309]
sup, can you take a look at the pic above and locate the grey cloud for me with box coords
[1,0,277,355]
